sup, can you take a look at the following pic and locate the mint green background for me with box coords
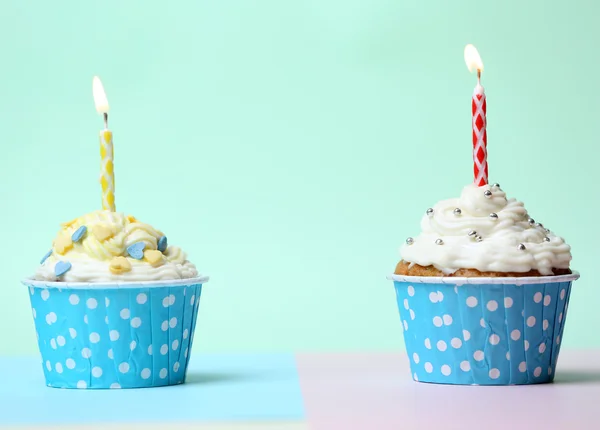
[0,0,597,355]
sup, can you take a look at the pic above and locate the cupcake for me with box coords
[23,210,208,389]
[389,183,579,385]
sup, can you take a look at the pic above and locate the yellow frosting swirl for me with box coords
[63,211,164,260]
[35,210,198,282]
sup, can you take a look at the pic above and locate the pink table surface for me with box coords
[296,350,600,430]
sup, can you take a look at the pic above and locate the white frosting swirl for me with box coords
[400,184,572,275]
[35,247,198,283]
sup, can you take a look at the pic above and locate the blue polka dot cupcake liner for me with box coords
[388,272,579,385]
[22,276,209,389]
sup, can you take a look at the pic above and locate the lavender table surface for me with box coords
[296,350,600,430]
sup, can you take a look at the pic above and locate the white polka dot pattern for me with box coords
[393,280,573,385]
[25,283,204,389]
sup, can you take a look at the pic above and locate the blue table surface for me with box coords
[0,353,304,424]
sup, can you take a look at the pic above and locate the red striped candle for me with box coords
[464,45,487,186]
[472,77,487,186]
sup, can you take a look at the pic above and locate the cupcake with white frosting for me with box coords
[396,183,572,277]
[23,211,208,389]
[389,183,579,385]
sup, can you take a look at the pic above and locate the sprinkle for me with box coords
[109,257,132,275]
[406,237,414,245]
[518,243,527,251]
[92,225,113,242]
[453,208,462,216]
[492,183,501,188]
[127,242,146,260]
[468,230,477,237]
[484,190,492,198]
[127,215,138,223]
[54,234,73,255]
[144,250,164,267]
[489,213,498,220]
[528,218,535,225]
[426,208,434,216]
[158,236,168,253]
[40,250,53,264]
[54,261,72,277]
[71,226,87,242]
[435,239,444,245]
[475,235,483,242]
[543,237,551,242]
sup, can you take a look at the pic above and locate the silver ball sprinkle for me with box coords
[426,208,434,216]
[545,228,551,234]
[484,190,493,198]
[489,213,498,220]
[518,243,527,251]
[453,208,462,216]
[475,235,483,242]
[435,239,444,245]
[468,230,477,237]
[406,237,414,245]
[543,236,551,242]
[528,218,535,225]
[492,183,501,188]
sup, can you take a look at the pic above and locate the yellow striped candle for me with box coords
[99,129,115,211]
[93,76,116,211]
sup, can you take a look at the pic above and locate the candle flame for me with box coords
[464,44,484,74]
[92,76,110,114]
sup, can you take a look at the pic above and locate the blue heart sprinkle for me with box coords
[127,242,146,259]
[71,225,87,242]
[158,236,168,252]
[40,250,52,265]
[54,261,72,277]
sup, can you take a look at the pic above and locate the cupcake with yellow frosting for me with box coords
[23,210,208,389]
[388,183,579,385]
[35,211,197,283]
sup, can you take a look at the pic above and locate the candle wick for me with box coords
[477,69,481,84]
[103,112,108,129]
